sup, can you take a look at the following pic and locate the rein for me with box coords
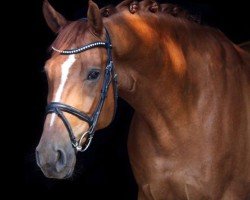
[46,28,118,152]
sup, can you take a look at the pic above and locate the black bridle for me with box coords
[46,28,118,152]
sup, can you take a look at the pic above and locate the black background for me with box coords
[19,0,249,199]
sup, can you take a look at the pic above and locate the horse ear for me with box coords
[43,0,67,33]
[87,0,103,36]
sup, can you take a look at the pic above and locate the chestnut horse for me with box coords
[36,0,250,199]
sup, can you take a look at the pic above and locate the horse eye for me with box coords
[87,70,100,80]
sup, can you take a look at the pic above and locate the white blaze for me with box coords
[50,55,76,126]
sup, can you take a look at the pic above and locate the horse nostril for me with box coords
[55,149,67,172]
[36,149,41,167]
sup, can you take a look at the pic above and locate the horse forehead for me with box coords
[45,55,77,73]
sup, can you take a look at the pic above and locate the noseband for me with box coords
[46,28,118,152]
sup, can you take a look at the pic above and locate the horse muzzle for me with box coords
[36,141,76,179]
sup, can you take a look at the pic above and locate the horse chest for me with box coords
[128,119,212,199]
[128,146,211,199]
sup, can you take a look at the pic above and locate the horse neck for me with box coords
[104,12,246,131]
[104,13,191,119]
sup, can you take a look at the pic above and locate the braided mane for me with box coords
[51,0,201,54]
[100,0,201,23]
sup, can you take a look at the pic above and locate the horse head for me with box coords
[36,0,117,179]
